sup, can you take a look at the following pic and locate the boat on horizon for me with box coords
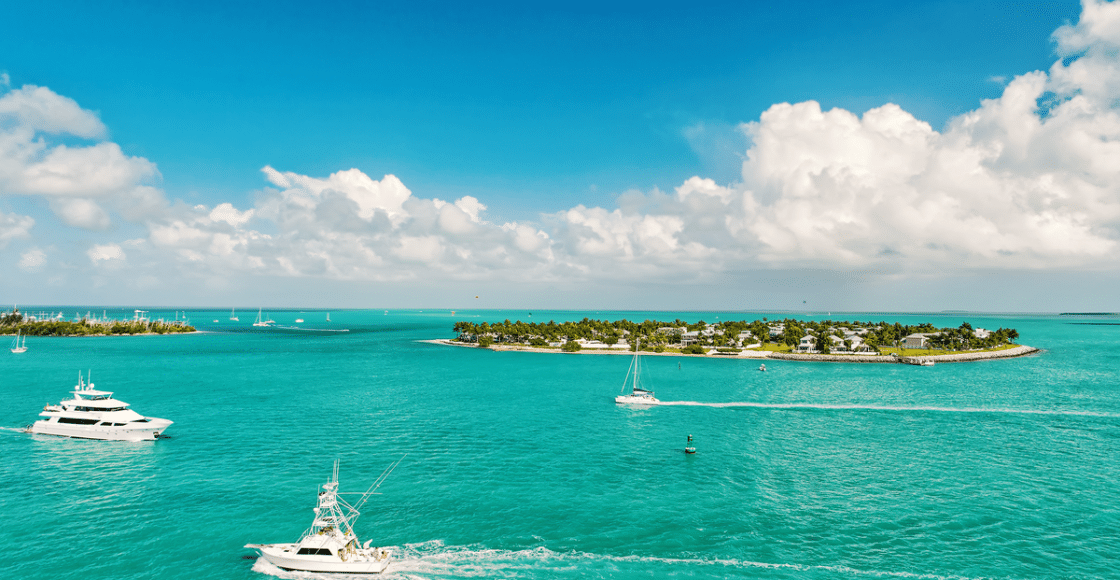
[252,309,275,327]
[246,458,402,574]
[27,371,172,441]
[615,340,659,405]
[230,308,239,322]
[10,329,27,353]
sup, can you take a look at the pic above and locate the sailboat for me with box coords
[230,308,239,322]
[615,340,659,405]
[253,308,275,327]
[326,312,331,322]
[10,330,27,353]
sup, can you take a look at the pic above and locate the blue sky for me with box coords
[2,0,1118,311]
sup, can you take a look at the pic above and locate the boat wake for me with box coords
[257,540,1007,580]
[652,401,1120,418]
[0,426,29,434]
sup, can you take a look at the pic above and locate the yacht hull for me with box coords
[29,418,172,441]
[249,544,391,574]
[615,395,659,405]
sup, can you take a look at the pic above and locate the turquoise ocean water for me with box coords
[1,309,1118,580]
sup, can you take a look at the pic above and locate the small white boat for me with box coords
[759,363,766,372]
[920,360,935,367]
[252,308,275,327]
[615,341,659,405]
[246,459,401,574]
[28,371,172,441]
[326,312,331,322]
[10,329,27,353]
[295,319,304,323]
[230,308,239,322]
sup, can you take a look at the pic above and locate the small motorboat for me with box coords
[759,363,766,372]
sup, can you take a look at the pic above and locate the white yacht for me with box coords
[615,341,659,405]
[28,372,172,441]
[230,308,239,322]
[246,459,401,574]
[10,329,27,353]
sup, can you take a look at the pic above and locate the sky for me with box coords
[2,0,1118,312]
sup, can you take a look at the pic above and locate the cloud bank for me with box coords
[2,0,1119,306]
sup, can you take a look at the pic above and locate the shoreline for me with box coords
[422,339,1039,363]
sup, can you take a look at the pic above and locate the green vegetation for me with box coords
[451,317,1020,355]
[1,311,195,336]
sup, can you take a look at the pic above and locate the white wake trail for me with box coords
[652,401,1120,418]
[321,540,1015,580]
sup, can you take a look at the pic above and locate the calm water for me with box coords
[1,309,1118,580]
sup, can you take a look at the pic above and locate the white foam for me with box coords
[651,401,1120,418]
[356,540,1002,580]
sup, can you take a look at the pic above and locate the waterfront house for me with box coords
[903,333,939,349]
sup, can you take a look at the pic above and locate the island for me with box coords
[438,317,1037,364]
[2,308,196,336]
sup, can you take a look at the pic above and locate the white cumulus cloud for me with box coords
[87,243,125,263]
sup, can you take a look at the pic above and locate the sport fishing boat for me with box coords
[615,340,659,405]
[246,458,402,574]
[28,371,173,441]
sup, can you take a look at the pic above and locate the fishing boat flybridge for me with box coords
[615,340,659,405]
[28,371,173,441]
[246,458,403,574]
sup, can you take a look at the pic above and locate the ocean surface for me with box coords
[2,309,1118,580]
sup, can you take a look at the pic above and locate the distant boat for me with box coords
[295,319,304,323]
[759,363,766,372]
[615,340,659,405]
[230,308,239,322]
[326,312,331,322]
[10,330,27,354]
[253,309,275,327]
[920,360,935,367]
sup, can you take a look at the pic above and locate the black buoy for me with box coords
[685,434,696,454]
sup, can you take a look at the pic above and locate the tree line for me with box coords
[2,314,195,336]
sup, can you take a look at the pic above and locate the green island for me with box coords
[2,309,196,336]
[447,317,1034,363]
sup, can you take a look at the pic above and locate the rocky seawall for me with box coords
[770,345,1039,364]
[426,339,1039,364]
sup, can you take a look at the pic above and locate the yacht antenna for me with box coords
[353,455,406,512]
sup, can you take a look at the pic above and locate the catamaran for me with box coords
[615,340,659,405]
[246,458,402,574]
[28,371,173,441]
[230,308,239,322]
[10,329,27,353]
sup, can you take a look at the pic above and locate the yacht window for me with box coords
[58,418,99,425]
[75,406,127,412]
[131,418,151,423]
[296,548,334,556]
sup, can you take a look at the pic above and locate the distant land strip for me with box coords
[436,315,1032,364]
